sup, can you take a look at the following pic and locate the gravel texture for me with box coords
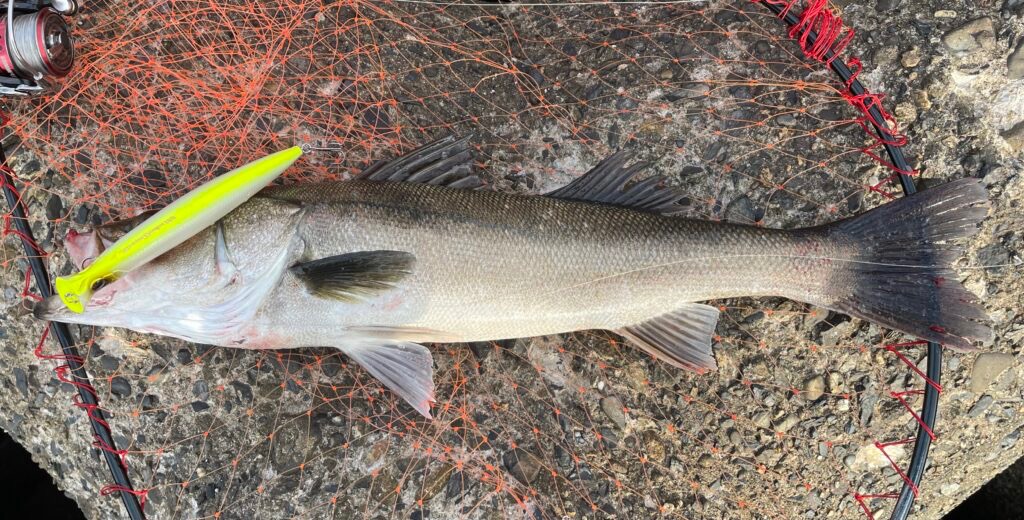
[0,1,1022,519]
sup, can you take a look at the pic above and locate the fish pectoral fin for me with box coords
[212,222,239,284]
[545,152,690,215]
[615,303,720,373]
[336,341,435,419]
[290,250,415,302]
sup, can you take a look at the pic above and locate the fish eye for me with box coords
[91,278,110,291]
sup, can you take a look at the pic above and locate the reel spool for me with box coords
[0,1,76,96]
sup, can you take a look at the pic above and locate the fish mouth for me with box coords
[33,295,105,326]
[33,289,251,345]
[33,293,178,338]
[33,294,140,333]
[33,295,76,322]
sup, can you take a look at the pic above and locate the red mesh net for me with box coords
[2,1,944,518]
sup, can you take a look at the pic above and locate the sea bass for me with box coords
[34,136,992,418]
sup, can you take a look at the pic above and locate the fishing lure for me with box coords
[55,146,304,313]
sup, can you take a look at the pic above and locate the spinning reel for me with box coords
[0,1,76,96]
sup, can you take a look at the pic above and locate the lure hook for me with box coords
[300,142,346,154]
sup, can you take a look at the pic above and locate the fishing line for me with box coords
[960,262,1022,270]
[2,3,74,80]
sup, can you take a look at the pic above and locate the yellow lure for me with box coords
[55,146,304,313]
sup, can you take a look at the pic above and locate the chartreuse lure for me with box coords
[55,146,304,313]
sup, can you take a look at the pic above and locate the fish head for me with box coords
[35,198,303,344]
[36,227,255,342]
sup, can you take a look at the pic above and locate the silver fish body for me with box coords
[257,181,825,342]
[36,137,992,417]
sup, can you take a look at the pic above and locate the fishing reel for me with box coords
[0,1,76,96]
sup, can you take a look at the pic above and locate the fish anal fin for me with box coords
[616,303,720,374]
[337,341,435,418]
[290,250,415,302]
[545,152,690,215]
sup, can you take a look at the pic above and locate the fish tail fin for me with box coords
[821,178,992,350]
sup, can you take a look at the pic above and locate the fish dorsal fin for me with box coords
[616,303,720,373]
[545,152,690,215]
[336,340,435,418]
[356,135,484,189]
[290,250,415,302]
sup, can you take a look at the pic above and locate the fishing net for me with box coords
[1,0,962,518]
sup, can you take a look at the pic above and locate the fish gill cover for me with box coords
[0,0,1006,519]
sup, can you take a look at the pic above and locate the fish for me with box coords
[34,136,992,418]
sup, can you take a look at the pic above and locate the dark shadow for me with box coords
[945,455,1024,519]
[0,427,86,520]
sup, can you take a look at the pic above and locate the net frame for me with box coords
[0,1,955,519]
[739,7,942,519]
[0,140,146,518]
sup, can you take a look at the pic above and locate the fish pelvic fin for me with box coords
[335,340,435,419]
[616,303,720,373]
[545,152,690,215]
[291,250,415,302]
[821,178,992,350]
